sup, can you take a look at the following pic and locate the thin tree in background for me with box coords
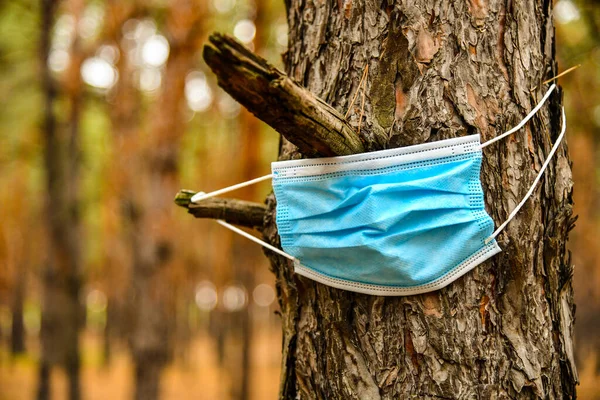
[177,0,579,397]
[10,265,26,356]
[231,1,269,398]
[38,0,84,398]
[102,0,143,372]
[103,2,205,398]
[1,166,31,356]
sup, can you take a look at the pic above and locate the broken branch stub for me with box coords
[175,190,266,229]
[203,33,365,157]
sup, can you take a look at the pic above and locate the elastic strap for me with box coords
[215,219,297,261]
[485,107,567,243]
[192,85,562,251]
[191,190,296,261]
[191,85,556,203]
[189,173,273,204]
[480,84,556,149]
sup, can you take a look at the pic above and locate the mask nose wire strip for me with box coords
[485,107,567,244]
[190,84,557,204]
[480,83,556,149]
[215,219,297,261]
[190,173,274,204]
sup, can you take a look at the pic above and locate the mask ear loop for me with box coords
[189,174,274,204]
[190,191,298,261]
[215,219,298,261]
[485,107,567,244]
[192,84,560,252]
[196,83,557,204]
[480,83,556,149]
[188,171,297,259]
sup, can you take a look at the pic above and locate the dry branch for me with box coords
[175,190,266,229]
[202,33,365,157]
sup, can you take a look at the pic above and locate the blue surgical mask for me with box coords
[190,84,565,296]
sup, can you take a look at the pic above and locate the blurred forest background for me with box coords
[0,0,598,399]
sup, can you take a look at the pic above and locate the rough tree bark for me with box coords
[178,0,578,398]
[272,1,577,397]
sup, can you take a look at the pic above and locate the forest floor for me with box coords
[578,352,600,400]
[1,329,599,399]
[0,328,281,400]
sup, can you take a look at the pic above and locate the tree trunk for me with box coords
[231,3,269,398]
[10,255,26,355]
[38,0,83,398]
[37,6,55,398]
[126,4,205,400]
[102,299,113,367]
[101,2,205,398]
[37,361,51,400]
[134,361,162,400]
[259,0,578,398]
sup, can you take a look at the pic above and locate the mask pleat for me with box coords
[273,146,496,289]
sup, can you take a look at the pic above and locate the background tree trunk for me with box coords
[102,2,205,398]
[126,3,205,399]
[259,0,578,398]
[2,170,30,357]
[38,0,83,398]
[230,2,269,399]
[10,267,26,355]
